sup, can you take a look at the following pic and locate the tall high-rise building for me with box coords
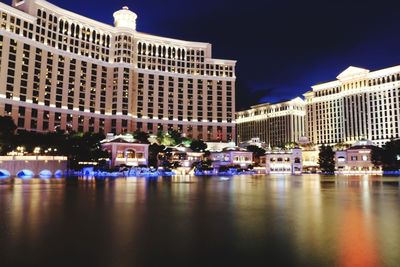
[305,66,400,147]
[236,97,305,147]
[0,0,236,141]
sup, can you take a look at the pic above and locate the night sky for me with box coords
[4,0,400,110]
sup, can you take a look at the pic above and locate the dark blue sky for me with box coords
[4,0,400,110]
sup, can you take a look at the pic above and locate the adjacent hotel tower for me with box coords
[0,0,236,141]
[305,66,400,147]
[236,97,305,147]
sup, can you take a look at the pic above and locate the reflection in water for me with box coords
[338,204,380,267]
[1,179,65,262]
[0,175,399,267]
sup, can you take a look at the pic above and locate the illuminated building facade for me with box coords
[305,66,400,147]
[101,134,148,167]
[260,148,302,175]
[236,97,305,147]
[210,147,253,169]
[0,0,236,141]
[335,140,381,174]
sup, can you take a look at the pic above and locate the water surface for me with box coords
[0,175,399,267]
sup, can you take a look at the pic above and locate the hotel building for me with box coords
[236,97,305,147]
[0,0,236,141]
[305,66,400,147]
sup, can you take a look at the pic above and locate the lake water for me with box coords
[0,175,399,267]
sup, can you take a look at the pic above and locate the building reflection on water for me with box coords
[0,175,399,267]
[228,175,397,267]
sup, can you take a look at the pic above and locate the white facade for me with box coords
[335,150,347,171]
[0,0,236,141]
[301,148,319,173]
[261,148,302,175]
[238,137,266,148]
[205,141,236,152]
[305,66,400,147]
[335,140,382,174]
[210,147,253,168]
[236,97,306,147]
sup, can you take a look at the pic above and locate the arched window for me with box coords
[0,169,10,178]
[76,25,80,38]
[71,23,75,37]
[81,27,85,39]
[106,35,111,47]
[86,29,90,41]
[64,21,69,34]
[59,20,64,34]
[125,149,136,159]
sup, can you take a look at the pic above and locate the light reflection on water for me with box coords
[0,175,399,267]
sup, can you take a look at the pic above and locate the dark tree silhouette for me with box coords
[371,146,384,168]
[148,143,165,167]
[0,116,17,137]
[60,132,109,170]
[133,130,150,144]
[190,139,207,152]
[318,145,335,174]
[168,130,183,145]
[371,140,400,171]
[0,116,17,155]
[246,145,265,164]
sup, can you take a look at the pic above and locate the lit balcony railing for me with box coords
[0,156,67,161]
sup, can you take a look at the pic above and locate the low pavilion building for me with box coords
[210,147,253,169]
[261,148,302,175]
[101,134,149,167]
[158,144,204,169]
[335,140,381,174]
